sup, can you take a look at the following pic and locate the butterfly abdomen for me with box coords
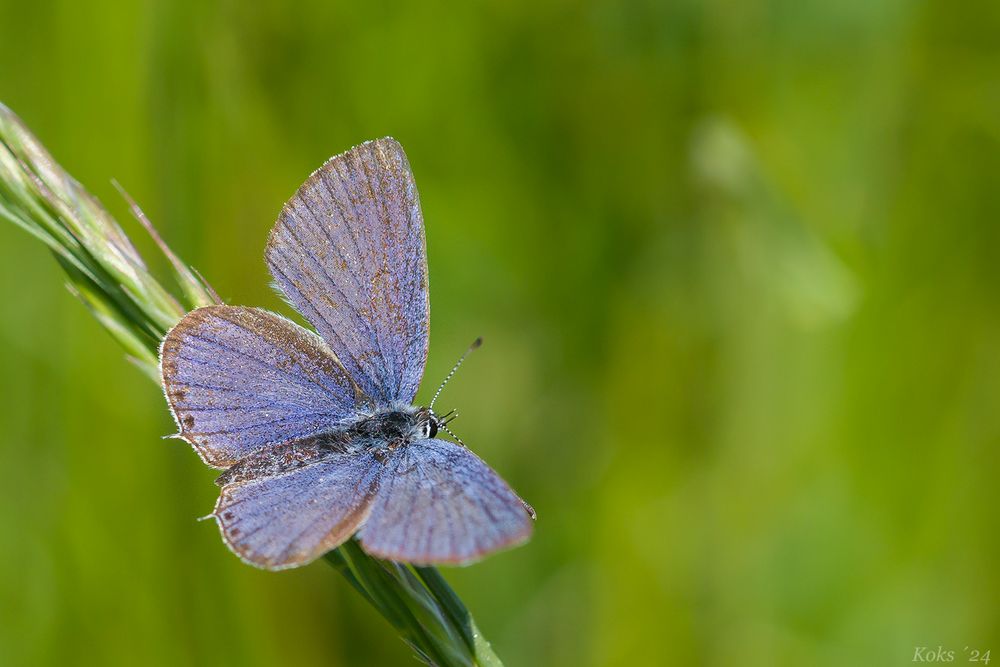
[215,408,423,487]
[215,435,349,486]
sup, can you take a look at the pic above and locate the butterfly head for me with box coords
[415,405,463,445]
[415,406,439,439]
[418,337,481,446]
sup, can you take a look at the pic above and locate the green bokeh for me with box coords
[1,1,998,665]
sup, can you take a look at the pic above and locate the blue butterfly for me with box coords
[160,139,534,570]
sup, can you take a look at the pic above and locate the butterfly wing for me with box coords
[161,305,358,467]
[266,138,429,406]
[213,451,381,570]
[358,439,534,565]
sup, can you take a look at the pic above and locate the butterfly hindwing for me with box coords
[266,138,430,406]
[359,438,534,565]
[160,305,358,467]
[213,449,382,570]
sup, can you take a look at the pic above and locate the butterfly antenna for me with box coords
[429,337,482,411]
[439,422,468,448]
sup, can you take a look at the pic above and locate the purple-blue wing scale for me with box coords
[160,305,357,467]
[213,450,381,570]
[266,138,429,406]
[359,438,534,565]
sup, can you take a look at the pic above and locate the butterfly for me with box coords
[159,138,534,570]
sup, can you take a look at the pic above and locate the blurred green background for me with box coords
[2,1,999,665]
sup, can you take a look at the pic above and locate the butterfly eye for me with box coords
[426,418,438,439]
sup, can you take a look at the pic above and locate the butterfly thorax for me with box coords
[215,405,437,487]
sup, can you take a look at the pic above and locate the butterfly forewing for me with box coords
[161,305,358,467]
[359,438,534,565]
[266,138,430,406]
[214,450,382,570]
